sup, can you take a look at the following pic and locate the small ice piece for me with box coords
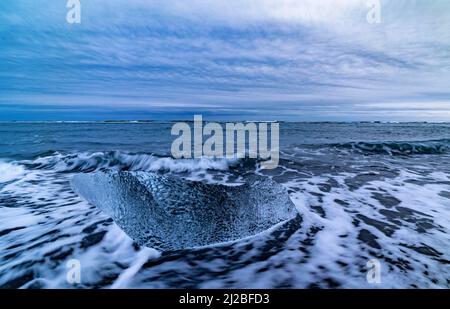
[71,172,298,251]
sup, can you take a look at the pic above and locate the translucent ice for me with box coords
[71,172,298,251]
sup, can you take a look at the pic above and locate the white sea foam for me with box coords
[0,162,25,183]
[1,149,449,288]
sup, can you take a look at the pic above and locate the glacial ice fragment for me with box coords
[71,172,298,251]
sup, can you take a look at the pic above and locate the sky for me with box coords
[0,0,449,121]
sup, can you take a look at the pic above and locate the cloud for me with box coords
[0,0,449,120]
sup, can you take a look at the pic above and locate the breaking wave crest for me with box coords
[0,162,25,183]
[22,151,238,173]
[332,139,450,155]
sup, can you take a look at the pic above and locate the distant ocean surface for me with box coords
[0,122,449,288]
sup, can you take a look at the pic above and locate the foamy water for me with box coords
[0,162,25,183]
[0,122,449,288]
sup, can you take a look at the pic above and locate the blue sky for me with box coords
[1,0,449,121]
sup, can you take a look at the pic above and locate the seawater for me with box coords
[0,122,449,288]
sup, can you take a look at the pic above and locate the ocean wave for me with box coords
[0,162,25,183]
[21,151,238,173]
[332,139,450,155]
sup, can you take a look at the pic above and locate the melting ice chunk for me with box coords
[71,172,298,251]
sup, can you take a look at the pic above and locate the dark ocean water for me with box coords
[0,122,449,288]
